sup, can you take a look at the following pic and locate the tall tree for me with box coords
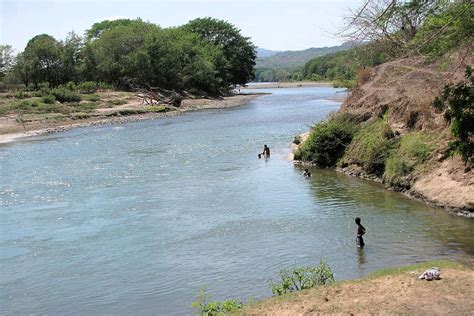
[0,44,15,80]
[183,17,256,88]
[24,34,62,88]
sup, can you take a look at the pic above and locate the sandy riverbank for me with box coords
[241,260,474,315]
[0,93,263,145]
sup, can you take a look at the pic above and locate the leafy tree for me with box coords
[60,31,83,83]
[12,52,33,87]
[183,17,256,88]
[0,44,15,79]
[86,19,160,87]
[23,34,62,88]
[433,66,474,164]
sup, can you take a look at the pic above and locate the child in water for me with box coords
[355,217,366,247]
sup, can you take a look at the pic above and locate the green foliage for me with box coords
[192,288,243,316]
[42,94,56,104]
[303,42,388,83]
[270,261,335,296]
[384,132,436,187]
[183,17,256,86]
[51,88,81,103]
[413,3,474,59]
[295,113,363,167]
[77,81,98,94]
[332,79,355,89]
[341,118,398,176]
[433,66,474,163]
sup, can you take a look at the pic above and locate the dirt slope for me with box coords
[339,50,474,214]
[242,264,474,315]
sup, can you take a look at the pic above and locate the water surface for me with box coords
[1,87,473,315]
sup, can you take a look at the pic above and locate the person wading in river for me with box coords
[355,217,366,248]
[262,144,270,158]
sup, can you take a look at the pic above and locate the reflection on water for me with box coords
[1,87,473,315]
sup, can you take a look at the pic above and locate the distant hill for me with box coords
[256,42,355,69]
[256,48,281,58]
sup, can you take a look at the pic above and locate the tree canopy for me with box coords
[3,18,256,95]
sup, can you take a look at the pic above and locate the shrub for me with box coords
[270,261,335,296]
[77,81,98,94]
[192,289,242,316]
[51,88,81,103]
[42,95,56,104]
[357,67,371,85]
[433,66,473,163]
[295,113,362,167]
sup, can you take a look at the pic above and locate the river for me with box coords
[1,86,473,315]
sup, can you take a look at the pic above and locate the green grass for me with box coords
[384,132,438,188]
[340,118,398,176]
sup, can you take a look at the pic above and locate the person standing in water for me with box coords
[355,217,366,247]
[262,144,270,158]
[303,169,311,178]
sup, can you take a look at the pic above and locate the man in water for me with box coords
[303,169,311,178]
[262,144,270,158]
[355,217,366,247]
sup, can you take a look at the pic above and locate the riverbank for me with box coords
[0,93,263,145]
[243,81,332,89]
[241,260,474,315]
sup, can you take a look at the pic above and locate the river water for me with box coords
[1,87,473,315]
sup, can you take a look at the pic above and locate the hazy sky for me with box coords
[1,0,362,53]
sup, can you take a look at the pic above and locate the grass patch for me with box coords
[105,99,128,107]
[80,94,101,102]
[340,118,398,176]
[384,132,438,188]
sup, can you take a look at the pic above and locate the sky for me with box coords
[1,0,362,53]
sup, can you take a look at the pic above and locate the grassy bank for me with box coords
[294,110,455,197]
[240,260,473,315]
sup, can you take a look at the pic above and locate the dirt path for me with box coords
[242,263,474,315]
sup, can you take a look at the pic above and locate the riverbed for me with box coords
[1,86,473,315]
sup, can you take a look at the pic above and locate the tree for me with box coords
[433,66,474,164]
[341,0,449,56]
[86,19,160,88]
[24,34,62,88]
[0,44,15,80]
[183,17,256,88]
[60,31,83,83]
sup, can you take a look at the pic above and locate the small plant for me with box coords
[269,260,335,296]
[42,95,56,104]
[192,288,243,316]
[293,135,302,145]
[357,67,371,85]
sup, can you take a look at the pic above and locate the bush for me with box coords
[51,88,81,103]
[192,289,242,316]
[77,81,98,94]
[433,66,473,163]
[357,68,371,85]
[270,261,335,296]
[295,113,362,167]
[42,95,56,104]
